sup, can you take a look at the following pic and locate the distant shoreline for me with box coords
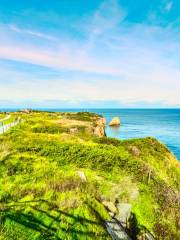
[0,108,180,160]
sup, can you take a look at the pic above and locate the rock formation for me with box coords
[69,127,78,134]
[21,109,31,114]
[109,117,120,126]
[76,171,87,182]
[116,203,132,228]
[94,117,106,137]
[105,219,132,240]
[102,201,117,215]
[103,201,132,240]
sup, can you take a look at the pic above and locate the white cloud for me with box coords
[8,24,57,41]
[0,0,179,107]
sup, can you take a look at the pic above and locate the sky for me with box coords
[0,0,179,108]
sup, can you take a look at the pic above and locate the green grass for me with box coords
[0,111,179,239]
[0,113,6,120]
[0,114,17,125]
[65,112,102,122]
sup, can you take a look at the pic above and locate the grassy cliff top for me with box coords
[0,111,179,239]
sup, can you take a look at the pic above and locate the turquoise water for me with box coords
[1,108,180,160]
[94,109,180,160]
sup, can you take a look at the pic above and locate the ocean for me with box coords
[1,108,180,160]
[95,108,180,160]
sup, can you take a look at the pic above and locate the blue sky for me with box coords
[0,0,179,108]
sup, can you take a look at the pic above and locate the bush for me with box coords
[32,124,68,134]
[0,111,179,240]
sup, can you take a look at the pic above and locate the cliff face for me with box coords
[0,111,179,240]
[93,117,106,137]
[62,112,107,138]
[51,112,106,138]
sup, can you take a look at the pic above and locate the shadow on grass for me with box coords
[127,213,156,240]
[1,200,109,239]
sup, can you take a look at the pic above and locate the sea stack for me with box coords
[109,117,120,126]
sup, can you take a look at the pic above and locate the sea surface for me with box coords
[95,109,180,160]
[1,108,180,160]
[95,108,180,160]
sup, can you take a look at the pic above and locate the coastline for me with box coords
[1,108,180,159]
[0,110,179,239]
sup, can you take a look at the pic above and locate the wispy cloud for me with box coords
[83,0,126,49]
[164,1,173,12]
[0,0,179,107]
[8,24,57,41]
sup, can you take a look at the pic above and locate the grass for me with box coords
[0,111,179,239]
[0,114,17,125]
[0,113,6,120]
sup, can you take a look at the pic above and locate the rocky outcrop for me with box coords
[105,202,155,240]
[94,125,105,137]
[94,117,106,137]
[109,117,120,126]
[137,232,156,240]
[69,127,78,134]
[76,171,87,182]
[116,203,132,228]
[104,203,132,240]
[102,201,117,215]
[105,219,132,240]
[21,109,31,114]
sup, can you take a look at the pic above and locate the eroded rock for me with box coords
[105,219,132,240]
[69,127,78,134]
[109,117,120,126]
[116,203,132,228]
[102,201,117,214]
[137,232,156,240]
[21,109,31,114]
[94,117,106,137]
[94,125,105,137]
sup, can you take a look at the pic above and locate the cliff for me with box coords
[0,111,179,240]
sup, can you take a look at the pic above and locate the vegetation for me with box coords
[0,114,16,125]
[0,111,179,239]
[65,112,102,122]
[0,113,6,120]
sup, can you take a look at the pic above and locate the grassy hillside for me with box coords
[0,111,179,239]
[0,113,6,120]
[0,113,16,125]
